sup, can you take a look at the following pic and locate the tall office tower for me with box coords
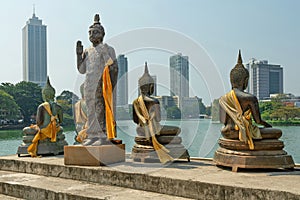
[22,10,47,87]
[116,54,128,105]
[246,59,283,100]
[170,53,189,97]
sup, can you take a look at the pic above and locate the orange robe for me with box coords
[27,102,60,157]
[219,90,262,150]
[103,58,116,139]
[133,95,173,164]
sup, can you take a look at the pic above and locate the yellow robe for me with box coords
[27,102,60,157]
[219,90,262,150]
[102,58,116,139]
[133,95,173,164]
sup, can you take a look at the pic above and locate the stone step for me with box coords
[0,155,299,200]
[0,194,23,200]
[0,170,191,200]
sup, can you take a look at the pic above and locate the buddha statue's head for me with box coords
[230,50,249,90]
[42,77,55,102]
[138,62,155,96]
[89,14,105,45]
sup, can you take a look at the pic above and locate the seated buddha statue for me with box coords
[219,50,282,150]
[132,63,189,163]
[27,77,64,157]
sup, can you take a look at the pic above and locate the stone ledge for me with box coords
[0,170,188,200]
[0,155,299,199]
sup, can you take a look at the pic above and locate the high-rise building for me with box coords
[246,59,283,100]
[116,55,128,105]
[22,10,47,87]
[170,53,189,97]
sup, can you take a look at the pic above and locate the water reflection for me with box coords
[0,130,22,140]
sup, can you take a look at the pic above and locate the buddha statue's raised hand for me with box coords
[76,41,83,55]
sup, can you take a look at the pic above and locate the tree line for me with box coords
[259,96,300,124]
[0,81,215,128]
[0,81,78,127]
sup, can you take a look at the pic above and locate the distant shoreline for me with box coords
[0,124,24,131]
[267,121,300,126]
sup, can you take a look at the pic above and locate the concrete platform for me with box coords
[0,155,299,199]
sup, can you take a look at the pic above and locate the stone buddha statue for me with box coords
[17,77,67,157]
[132,63,189,163]
[76,14,119,146]
[214,50,294,172]
[219,50,280,149]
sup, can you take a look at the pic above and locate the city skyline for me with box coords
[0,1,299,105]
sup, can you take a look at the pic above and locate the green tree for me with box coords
[0,90,20,120]
[1,81,43,124]
[56,90,79,105]
[56,99,73,116]
[56,90,79,127]
[259,96,300,122]
[14,81,43,124]
[56,90,79,117]
[0,83,16,95]
[270,107,300,121]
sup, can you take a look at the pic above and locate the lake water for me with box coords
[1,119,299,163]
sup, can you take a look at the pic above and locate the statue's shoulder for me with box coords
[152,97,160,104]
[104,43,116,55]
[236,89,257,101]
[104,43,115,50]
[37,103,45,111]
[40,102,49,108]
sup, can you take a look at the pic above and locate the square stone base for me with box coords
[64,144,125,166]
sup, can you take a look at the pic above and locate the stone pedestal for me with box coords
[214,129,295,172]
[17,126,68,157]
[64,144,125,166]
[131,128,190,162]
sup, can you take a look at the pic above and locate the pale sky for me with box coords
[0,0,299,105]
